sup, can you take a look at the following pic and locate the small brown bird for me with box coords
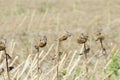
[95,32,104,41]
[77,33,88,44]
[39,35,47,48]
[58,31,71,41]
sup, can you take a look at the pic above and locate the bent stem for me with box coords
[37,50,39,80]
[4,49,10,80]
[56,40,61,80]
[83,43,88,80]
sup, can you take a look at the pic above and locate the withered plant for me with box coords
[34,35,47,79]
[95,32,107,55]
[77,33,89,80]
[0,39,11,80]
[54,31,71,80]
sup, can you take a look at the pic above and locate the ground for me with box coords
[0,0,120,80]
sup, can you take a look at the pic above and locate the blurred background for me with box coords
[0,0,120,59]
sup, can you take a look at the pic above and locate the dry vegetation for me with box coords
[0,0,120,80]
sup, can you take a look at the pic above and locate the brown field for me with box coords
[0,0,120,80]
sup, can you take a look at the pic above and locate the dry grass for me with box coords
[0,42,119,80]
[0,0,120,80]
